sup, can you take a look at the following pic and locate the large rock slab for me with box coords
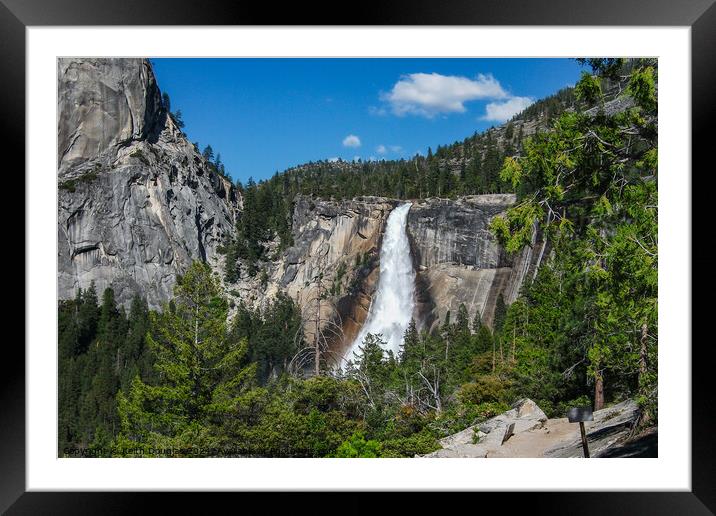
[544,399,640,458]
[420,398,547,458]
[420,399,640,458]
[407,195,516,269]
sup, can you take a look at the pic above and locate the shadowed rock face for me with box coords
[406,195,536,332]
[57,58,240,308]
[407,195,516,269]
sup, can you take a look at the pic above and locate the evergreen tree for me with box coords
[113,262,256,455]
[472,310,483,334]
[491,59,658,414]
[202,144,215,163]
[493,295,507,332]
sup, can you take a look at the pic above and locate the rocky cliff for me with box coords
[57,58,240,308]
[222,196,397,362]
[407,194,535,332]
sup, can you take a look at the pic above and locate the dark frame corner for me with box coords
[4,0,714,513]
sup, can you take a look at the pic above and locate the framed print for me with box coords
[3,0,714,513]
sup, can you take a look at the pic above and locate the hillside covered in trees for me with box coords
[58,58,658,457]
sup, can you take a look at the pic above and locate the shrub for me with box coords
[129,149,150,165]
[379,431,440,457]
[293,376,344,413]
[458,375,507,405]
[334,431,382,458]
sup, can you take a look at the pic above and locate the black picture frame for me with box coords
[3,0,713,513]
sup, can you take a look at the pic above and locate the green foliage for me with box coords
[58,170,99,192]
[379,431,440,457]
[58,286,154,455]
[113,262,257,455]
[574,71,603,105]
[334,431,382,457]
[231,292,302,383]
[490,59,658,422]
[171,109,185,129]
[457,376,507,405]
[129,149,150,165]
[223,177,293,280]
[627,66,657,113]
[517,87,577,122]
[576,58,626,80]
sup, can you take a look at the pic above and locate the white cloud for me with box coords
[376,144,402,155]
[327,157,340,162]
[481,96,534,122]
[342,134,361,148]
[382,72,507,117]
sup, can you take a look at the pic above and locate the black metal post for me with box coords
[579,421,590,458]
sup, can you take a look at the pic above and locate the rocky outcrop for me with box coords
[222,195,398,361]
[58,59,164,176]
[407,195,514,269]
[421,398,548,458]
[57,58,240,308]
[421,399,642,458]
[406,195,539,332]
[543,400,641,458]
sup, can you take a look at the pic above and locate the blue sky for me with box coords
[151,58,584,183]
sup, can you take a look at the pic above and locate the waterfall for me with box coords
[343,203,416,365]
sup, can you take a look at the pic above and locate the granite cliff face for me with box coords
[57,58,240,308]
[407,195,536,332]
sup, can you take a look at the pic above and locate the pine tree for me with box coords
[455,304,470,335]
[202,144,215,163]
[491,59,658,416]
[113,262,256,455]
[400,319,419,363]
[472,310,483,334]
[493,295,507,332]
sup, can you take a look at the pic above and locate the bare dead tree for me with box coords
[287,251,346,377]
[417,365,442,413]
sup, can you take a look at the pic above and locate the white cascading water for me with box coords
[343,203,416,365]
